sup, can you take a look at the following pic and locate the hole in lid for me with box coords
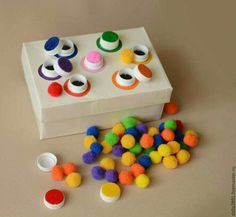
[45,65,54,70]
[134,50,145,56]
[72,80,84,86]
[62,45,71,50]
[120,73,132,80]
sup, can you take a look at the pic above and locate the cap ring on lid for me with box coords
[44,189,65,209]
[54,57,73,76]
[133,64,153,82]
[44,36,63,56]
[38,59,61,81]
[37,152,57,172]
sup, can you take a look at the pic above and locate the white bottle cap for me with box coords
[58,39,75,57]
[133,44,149,62]
[37,152,57,172]
[116,68,135,87]
[44,189,65,209]
[68,74,88,94]
[133,64,153,82]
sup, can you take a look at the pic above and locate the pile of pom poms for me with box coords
[81,117,199,201]
[51,162,82,188]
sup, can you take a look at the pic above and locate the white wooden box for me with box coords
[21,27,172,139]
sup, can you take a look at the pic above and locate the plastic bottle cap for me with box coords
[133,64,152,82]
[44,36,63,56]
[44,189,65,209]
[37,152,57,172]
[100,182,121,203]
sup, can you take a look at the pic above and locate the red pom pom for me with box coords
[48,82,63,97]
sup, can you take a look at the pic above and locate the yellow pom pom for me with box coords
[163,156,178,169]
[121,152,136,166]
[112,123,125,136]
[135,174,150,188]
[120,49,134,64]
[100,157,115,170]
[84,135,96,150]
[158,144,171,157]
[176,149,191,165]
[185,130,198,137]
[148,127,159,136]
[101,141,112,154]
[121,134,135,149]
[167,141,180,154]
[65,172,82,188]
[149,151,162,164]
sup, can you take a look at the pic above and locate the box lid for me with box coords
[22,27,172,123]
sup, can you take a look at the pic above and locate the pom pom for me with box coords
[48,82,63,97]
[176,120,184,131]
[140,134,154,149]
[167,141,180,154]
[158,144,171,157]
[135,174,150,189]
[105,170,118,183]
[131,163,145,177]
[84,135,96,150]
[119,171,134,185]
[163,156,178,169]
[137,155,152,169]
[100,157,115,170]
[149,151,162,164]
[136,123,148,134]
[90,142,103,155]
[125,127,140,140]
[175,130,184,142]
[159,122,165,132]
[121,134,135,149]
[101,141,113,154]
[62,162,77,175]
[91,166,105,180]
[121,152,136,166]
[86,126,100,138]
[147,127,159,136]
[161,128,175,142]
[112,123,125,136]
[176,150,191,165]
[183,134,198,147]
[129,143,143,155]
[143,147,154,154]
[122,116,137,129]
[180,141,189,150]
[51,165,64,181]
[153,134,164,149]
[120,49,134,64]
[164,120,177,131]
[65,172,82,188]
[82,151,97,164]
[185,130,198,137]
[104,132,119,145]
[164,102,179,114]
[112,144,124,157]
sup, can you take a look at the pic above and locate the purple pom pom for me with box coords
[82,151,97,164]
[105,169,118,183]
[112,144,124,157]
[136,123,148,134]
[91,166,105,180]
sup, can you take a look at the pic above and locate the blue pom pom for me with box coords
[138,155,152,169]
[82,151,97,164]
[175,130,184,142]
[125,127,140,140]
[153,134,164,149]
[159,122,165,132]
[90,142,103,155]
[136,123,148,134]
[86,126,100,138]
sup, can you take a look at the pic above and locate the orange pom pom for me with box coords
[119,171,134,185]
[161,128,175,142]
[51,165,64,181]
[131,163,145,177]
[183,134,198,147]
[140,134,154,149]
[62,162,77,175]
[164,102,179,114]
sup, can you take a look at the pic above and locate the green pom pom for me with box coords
[105,132,119,145]
[122,116,137,129]
[129,143,143,155]
[180,142,189,150]
[143,147,155,154]
[164,119,177,131]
